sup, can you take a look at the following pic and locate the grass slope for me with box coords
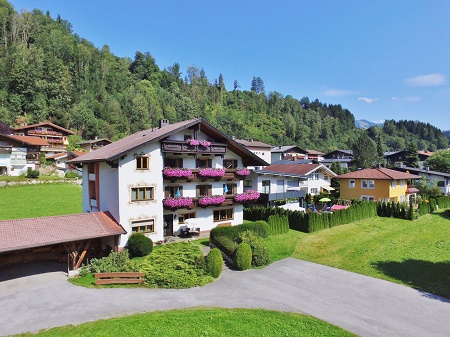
[17,308,355,337]
[0,184,82,220]
[281,211,450,299]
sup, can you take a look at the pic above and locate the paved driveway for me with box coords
[1,258,450,337]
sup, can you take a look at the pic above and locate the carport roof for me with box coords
[0,212,126,253]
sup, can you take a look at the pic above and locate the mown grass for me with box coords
[17,308,355,337]
[0,183,82,219]
[267,211,450,298]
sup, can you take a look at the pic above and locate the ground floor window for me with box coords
[131,219,155,233]
[214,208,234,222]
[361,195,375,201]
[178,212,196,224]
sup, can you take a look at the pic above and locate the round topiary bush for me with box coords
[234,243,252,271]
[126,233,153,257]
[205,248,223,278]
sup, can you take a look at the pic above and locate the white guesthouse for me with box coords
[70,118,267,248]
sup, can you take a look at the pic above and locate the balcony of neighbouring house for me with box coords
[162,168,247,182]
[28,130,63,136]
[257,189,306,203]
[161,139,227,155]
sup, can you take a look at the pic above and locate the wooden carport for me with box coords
[0,212,126,270]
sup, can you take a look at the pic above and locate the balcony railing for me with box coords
[163,195,237,210]
[163,168,248,182]
[28,130,63,136]
[257,190,306,203]
[161,140,227,154]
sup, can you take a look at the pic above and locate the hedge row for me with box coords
[210,221,269,244]
[437,196,450,209]
[267,214,289,235]
[244,201,377,233]
[376,201,411,220]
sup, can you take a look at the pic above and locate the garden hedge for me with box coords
[234,243,252,271]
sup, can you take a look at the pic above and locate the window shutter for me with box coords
[233,183,237,194]
[234,160,238,168]
[179,185,183,196]
[208,159,212,168]
[165,186,170,198]
[196,185,200,196]
[208,185,212,196]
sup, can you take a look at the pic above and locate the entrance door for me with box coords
[163,214,174,237]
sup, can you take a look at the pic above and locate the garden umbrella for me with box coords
[319,197,331,202]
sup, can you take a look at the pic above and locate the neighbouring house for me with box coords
[0,212,126,270]
[305,149,325,161]
[384,150,433,169]
[334,167,421,203]
[69,118,267,248]
[78,138,113,152]
[234,138,272,169]
[322,149,354,170]
[271,145,309,163]
[0,134,49,175]
[393,166,450,196]
[245,162,337,207]
[46,151,85,175]
[13,122,75,155]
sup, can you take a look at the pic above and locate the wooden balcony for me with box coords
[163,195,235,210]
[161,140,227,154]
[163,168,247,182]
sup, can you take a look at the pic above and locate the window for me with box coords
[165,185,182,198]
[400,180,405,187]
[136,156,149,170]
[361,196,375,201]
[437,181,445,187]
[362,180,374,189]
[214,208,234,222]
[368,180,374,188]
[262,180,270,193]
[131,187,154,201]
[349,180,355,188]
[390,181,396,188]
[399,195,404,202]
[131,219,154,233]
[223,159,238,169]
[324,175,329,182]
[196,184,212,196]
[196,158,212,168]
[223,183,236,195]
[165,157,183,168]
[243,180,252,188]
[178,212,196,224]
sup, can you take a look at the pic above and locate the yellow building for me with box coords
[335,167,420,203]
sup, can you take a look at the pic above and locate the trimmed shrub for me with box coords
[83,249,138,274]
[267,214,289,235]
[26,169,39,178]
[239,230,270,267]
[65,172,79,178]
[126,233,153,257]
[212,235,238,259]
[205,248,223,278]
[234,243,252,271]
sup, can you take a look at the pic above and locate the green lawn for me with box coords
[0,183,82,220]
[17,308,355,337]
[266,211,450,299]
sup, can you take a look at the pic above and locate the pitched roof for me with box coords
[7,135,49,146]
[69,118,268,167]
[13,122,75,135]
[271,145,308,154]
[78,138,113,145]
[234,138,273,148]
[0,212,126,253]
[393,166,450,178]
[306,149,325,155]
[335,167,421,180]
[258,163,336,177]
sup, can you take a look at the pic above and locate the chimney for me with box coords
[159,119,170,128]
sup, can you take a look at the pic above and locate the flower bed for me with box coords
[197,168,226,178]
[198,195,226,206]
[234,190,260,203]
[163,197,193,208]
[163,167,193,178]
[235,168,251,177]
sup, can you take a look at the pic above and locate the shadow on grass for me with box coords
[434,209,450,220]
[372,259,450,302]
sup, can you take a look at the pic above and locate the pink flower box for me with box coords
[163,197,193,208]
[199,140,211,147]
[163,167,193,178]
[197,168,226,178]
[186,139,200,146]
[198,195,226,206]
[235,168,251,177]
[234,190,260,203]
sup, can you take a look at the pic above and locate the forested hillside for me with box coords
[0,1,448,152]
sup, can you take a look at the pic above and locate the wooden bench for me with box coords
[94,272,145,285]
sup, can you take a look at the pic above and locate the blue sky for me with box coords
[10,0,450,130]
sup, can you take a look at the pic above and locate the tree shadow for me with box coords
[372,259,450,302]
[433,209,450,220]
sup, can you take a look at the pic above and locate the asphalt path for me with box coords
[1,258,450,337]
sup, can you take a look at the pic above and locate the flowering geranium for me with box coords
[235,168,251,177]
[163,167,193,178]
[234,190,260,203]
[197,168,226,177]
[198,195,225,206]
[186,139,200,146]
[163,197,193,208]
[199,140,211,147]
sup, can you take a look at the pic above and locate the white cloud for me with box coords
[391,96,421,102]
[358,97,378,104]
[404,73,446,87]
[323,89,355,97]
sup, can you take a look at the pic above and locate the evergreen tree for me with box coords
[351,131,377,169]
[405,141,419,168]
